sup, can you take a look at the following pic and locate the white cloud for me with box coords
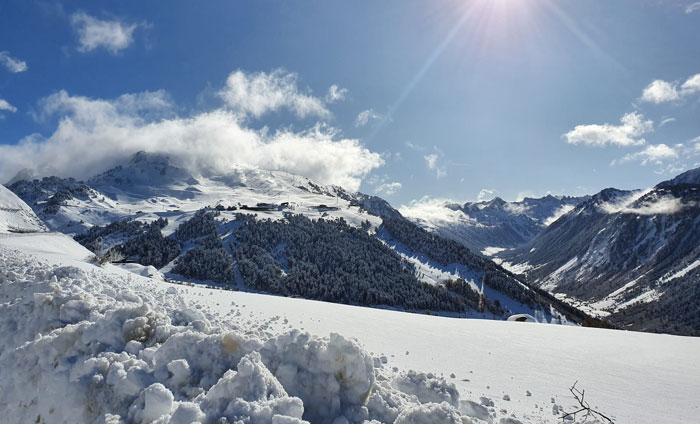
[219,69,331,120]
[325,84,348,103]
[563,112,652,147]
[0,99,17,113]
[686,2,700,14]
[399,197,475,227]
[355,109,381,127]
[405,141,424,151]
[0,86,384,191]
[640,73,700,104]
[424,153,447,179]
[641,80,681,103]
[543,204,575,226]
[598,189,685,215]
[477,188,497,202]
[614,144,679,166]
[0,51,28,73]
[681,73,700,96]
[71,12,142,54]
[375,182,402,196]
[659,117,676,127]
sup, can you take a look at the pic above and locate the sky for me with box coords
[1,0,700,208]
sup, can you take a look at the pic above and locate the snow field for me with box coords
[2,233,700,423]
[0,237,489,424]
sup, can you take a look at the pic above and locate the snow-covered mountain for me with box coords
[8,151,580,325]
[3,230,698,423]
[400,195,588,255]
[500,168,700,335]
[3,153,698,423]
[8,151,378,234]
[0,184,47,233]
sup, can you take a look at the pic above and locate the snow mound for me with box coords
[506,314,538,323]
[0,243,473,424]
[0,184,46,233]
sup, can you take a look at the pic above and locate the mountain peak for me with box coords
[656,166,700,189]
[88,151,196,190]
[487,197,506,207]
[128,150,172,167]
[6,168,40,186]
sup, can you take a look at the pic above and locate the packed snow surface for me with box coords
[1,233,699,423]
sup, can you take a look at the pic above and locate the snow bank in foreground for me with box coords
[0,246,489,424]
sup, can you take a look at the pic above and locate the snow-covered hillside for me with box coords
[399,195,588,255]
[8,151,383,235]
[1,232,699,424]
[0,184,47,233]
[500,171,700,336]
[8,152,576,325]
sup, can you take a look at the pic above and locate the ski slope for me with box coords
[1,232,698,423]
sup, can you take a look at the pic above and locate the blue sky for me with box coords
[1,0,700,207]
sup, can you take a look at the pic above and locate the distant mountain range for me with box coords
[9,152,698,335]
[499,169,700,335]
[402,168,700,336]
[400,194,588,255]
[4,151,584,326]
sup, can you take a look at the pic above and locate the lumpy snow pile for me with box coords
[0,246,505,424]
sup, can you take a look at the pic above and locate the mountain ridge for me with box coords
[8,151,587,326]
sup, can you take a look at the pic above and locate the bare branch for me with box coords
[560,381,615,423]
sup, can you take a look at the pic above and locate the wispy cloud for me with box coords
[405,141,424,151]
[659,117,676,127]
[0,99,17,113]
[219,69,331,120]
[563,112,652,147]
[375,182,402,196]
[613,144,679,166]
[325,84,348,103]
[686,2,700,14]
[640,73,700,104]
[399,197,475,228]
[611,140,700,173]
[71,12,145,54]
[543,204,575,226]
[424,153,447,179]
[477,188,498,202]
[598,189,686,215]
[355,109,382,127]
[0,73,384,190]
[0,51,28,73]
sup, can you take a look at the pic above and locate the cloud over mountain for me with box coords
[219,69,332,119]
[0,71,383,191]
